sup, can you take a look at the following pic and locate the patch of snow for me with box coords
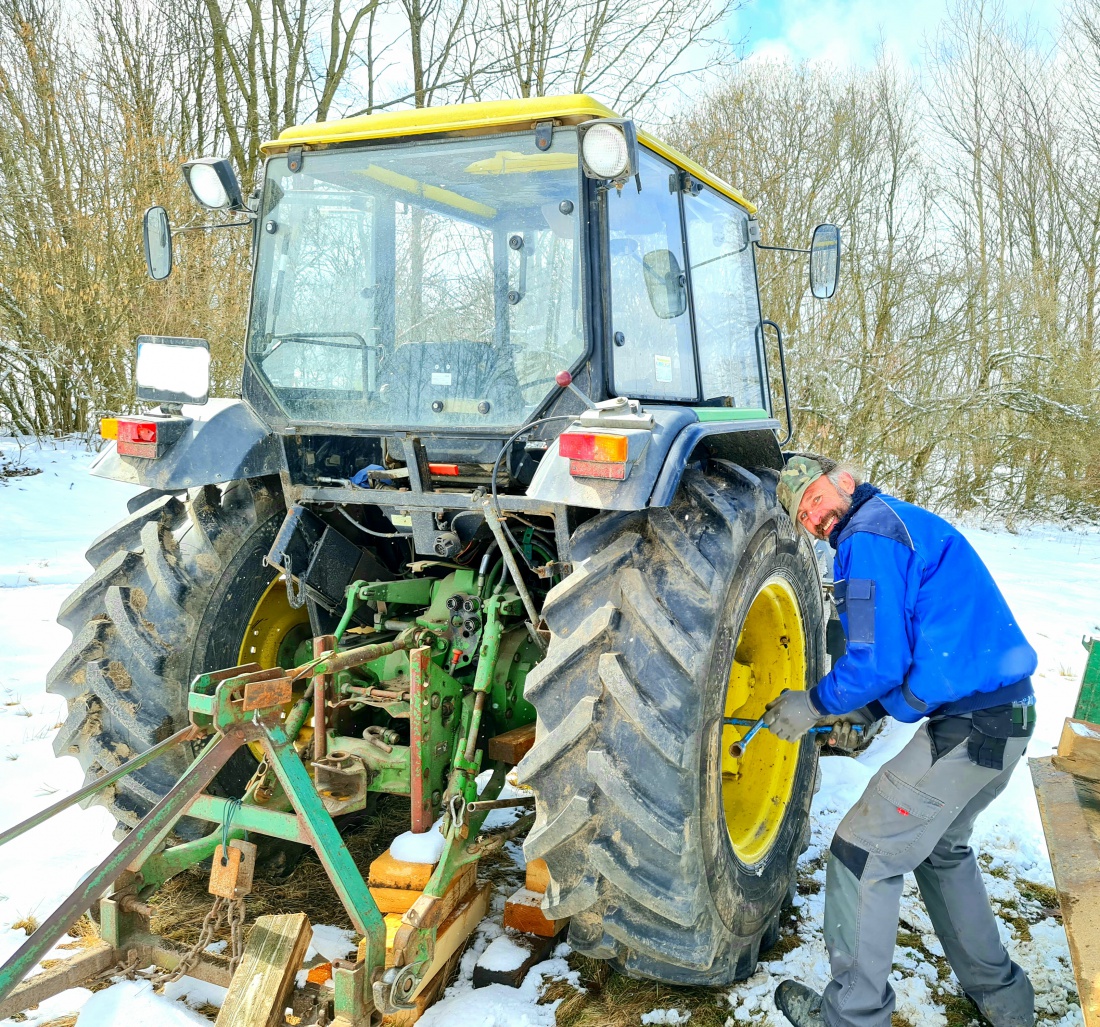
[390,823,446,864]
[641,1009,691,1024]
[478,934,531,973]
[307,923,358,963]
[71,978,214,1025]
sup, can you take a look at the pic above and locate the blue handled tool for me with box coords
[722,716,863,758]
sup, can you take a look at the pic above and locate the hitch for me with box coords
[0,628,512,1025]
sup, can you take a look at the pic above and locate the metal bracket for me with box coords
[287,146,304,173]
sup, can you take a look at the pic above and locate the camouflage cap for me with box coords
[777,455,825,525]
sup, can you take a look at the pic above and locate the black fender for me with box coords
[525,408,784,511]
[90,398,283,491]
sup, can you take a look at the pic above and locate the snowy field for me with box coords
[0,436,1097,1026]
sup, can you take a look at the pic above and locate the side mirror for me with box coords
[135,335,211,406]
[642,249,687,320]
[142,206,173,281]
[809,223,841,299]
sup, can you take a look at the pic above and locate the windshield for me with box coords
[247,130,586,429]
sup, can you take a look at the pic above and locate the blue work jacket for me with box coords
[807,493,1037,723]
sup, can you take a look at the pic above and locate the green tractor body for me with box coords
[51,94,841,992]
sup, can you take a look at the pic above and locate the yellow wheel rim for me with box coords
[238,574,312,669]
[238,575,313,756]
[721,577,806,865]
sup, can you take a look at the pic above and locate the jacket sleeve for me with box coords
[808,532,919,718]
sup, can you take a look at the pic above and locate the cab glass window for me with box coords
[607,149,697,401]
[683,187,766,409]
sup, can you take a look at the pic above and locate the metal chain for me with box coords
[116,893,249,989]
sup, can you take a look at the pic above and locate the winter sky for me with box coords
[732,0,1060,68]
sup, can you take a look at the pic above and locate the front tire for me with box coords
[518,464,824,984]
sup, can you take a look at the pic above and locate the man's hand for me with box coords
[763,690,821,742]
[818,706,876,750]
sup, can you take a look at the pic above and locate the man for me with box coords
[765,454,1037,1027]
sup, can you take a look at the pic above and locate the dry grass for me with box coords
[10,916,38,936]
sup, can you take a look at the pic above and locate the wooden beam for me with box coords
[1030,757,1100,1027]
[0,940,116,1020]
[383,882,492,1025]
[486,723,537,764]
[1053,718,1100,783]
[503,886,567,938]
[369,849,435,891]
[215,913,311,1027]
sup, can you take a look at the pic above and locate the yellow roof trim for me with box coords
[262,94,755,214]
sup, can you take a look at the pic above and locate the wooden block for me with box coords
[503,886,567,938]
[472,930,560,989]
[525,858,550,894]
[1030,756,1100,1027]
[1053,718,1100,782]
[487,722,537,764]
[215,912,311,1027]
[209,839,258,899]
[371,863,475,917]
[369,848,436,891]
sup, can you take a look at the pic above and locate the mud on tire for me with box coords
[46,479,285,832]
[518,464,824,985]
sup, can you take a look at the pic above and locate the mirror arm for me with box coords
[173,220,254,234]
[753,242,811,255]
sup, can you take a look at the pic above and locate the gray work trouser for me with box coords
[821,719,1034,1027]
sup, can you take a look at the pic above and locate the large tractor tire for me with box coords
[46,478,306,832]
[519,464,824,985]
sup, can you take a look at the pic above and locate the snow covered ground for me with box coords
[0,437,1097,1026]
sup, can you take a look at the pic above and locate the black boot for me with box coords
[775,980,826,1027]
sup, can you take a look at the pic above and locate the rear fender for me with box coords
[90,398,283,490]
[525,409,783,511]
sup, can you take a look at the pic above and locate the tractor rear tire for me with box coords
[46,479,287,833]
[519,464,824,984]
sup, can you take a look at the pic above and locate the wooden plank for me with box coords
[0,939,116,1020]
[369,848,436,891]
[1053,718,1100,783]
[487,723,537,764]
[503,886,567,938]
[525,858,550,895]
[381,881,492,1025]
[1030,756,1100,1027]
[215,912,311,1027]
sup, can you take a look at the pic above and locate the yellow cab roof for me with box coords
[262,93,756,214]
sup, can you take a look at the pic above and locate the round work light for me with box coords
[582,123,631,179]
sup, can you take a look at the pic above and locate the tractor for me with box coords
[41,94,841,1005]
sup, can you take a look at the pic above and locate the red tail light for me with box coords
[109,418,158,458]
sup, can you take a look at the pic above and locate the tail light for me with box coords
[100,416,188,459]
[559,430,646,480]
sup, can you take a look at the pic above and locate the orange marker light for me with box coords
[558,432,629,463]
[99,418,119,441]
[428,463,461,476]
